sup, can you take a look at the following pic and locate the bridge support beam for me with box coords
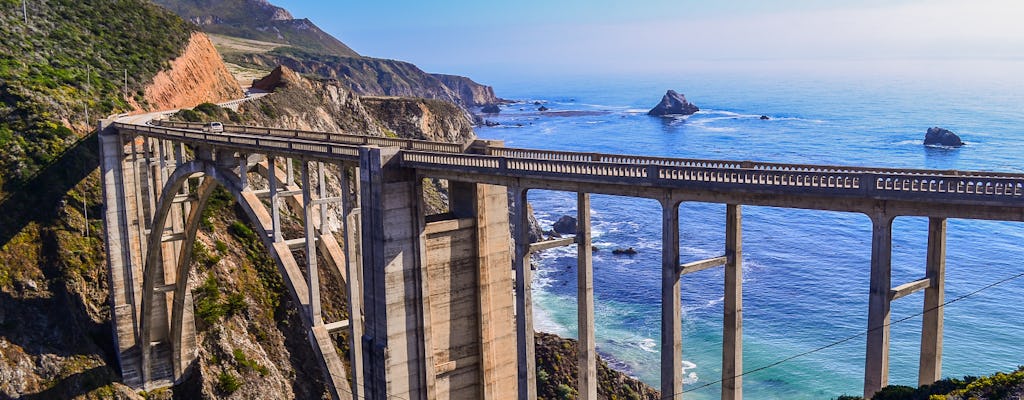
[661,199,683,399]
[512,187,537,400]
[919,217,946,386]
[577,193,597,400]
[342,165,364,400]
[723,204,743,400]
[864,214,895,398]
[301,161,323,326]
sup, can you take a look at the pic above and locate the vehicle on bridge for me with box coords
[202,121,223,133]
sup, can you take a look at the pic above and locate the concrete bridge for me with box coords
[98,118,1024,399]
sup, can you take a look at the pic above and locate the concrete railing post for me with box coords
[723,204,743,400]
[512,187,537,400]
[577,192,596,400]
[919,217,946,386]
[661,198,683,399]
[864,213,894,398]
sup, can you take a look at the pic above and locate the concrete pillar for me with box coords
[318,162,329,235]
[919,217,946,386]
[577,193,597,400]
[238,154,248,190]
[475,183,518,398]
[268,157,282,242]
[301,161,323,326]
[98,121,142,386]
[723,204,743,400]
[661,199,682,399]
[511,187,537,400]
[359,146,428,400]
[864,214,894,398]
[341,165,363,400]
[286,157,295,186]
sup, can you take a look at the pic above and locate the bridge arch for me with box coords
[136,158,302,384]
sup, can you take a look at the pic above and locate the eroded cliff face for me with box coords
[134,32,244,111]
[236,52,502,108]
[361,96,476,143]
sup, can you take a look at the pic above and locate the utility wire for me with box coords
[664,269,1024,398]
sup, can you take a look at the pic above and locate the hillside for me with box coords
[0,0,240,398]
[149,0,359,57]
[151,0,505,108]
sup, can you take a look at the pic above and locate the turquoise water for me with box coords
[474,61,1024,399]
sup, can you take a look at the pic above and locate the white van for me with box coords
[203,122,224,133]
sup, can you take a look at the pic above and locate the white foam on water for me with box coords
[681,360,700,385]
[636,338,658,353]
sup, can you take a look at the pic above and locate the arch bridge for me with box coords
[98,119,1024,400]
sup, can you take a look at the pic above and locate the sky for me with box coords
[271,0,1024,79]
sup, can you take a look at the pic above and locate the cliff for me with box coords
[133,32,244,111]
[234,49,502,107]
[361,96,476,143]
[535,332,661,400]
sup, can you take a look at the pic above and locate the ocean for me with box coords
[473,60,1024,399]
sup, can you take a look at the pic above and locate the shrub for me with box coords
[228,221,256,241]
[216,371,241,394]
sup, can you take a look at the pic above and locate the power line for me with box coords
[666,270,1024,398]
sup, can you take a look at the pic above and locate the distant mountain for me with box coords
[150,0,359,57]
[151,0,504,108]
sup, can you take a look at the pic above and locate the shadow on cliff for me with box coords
[0,131,99,248]
[15,366,116,400]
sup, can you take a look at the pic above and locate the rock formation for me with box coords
[924,127,964,147]
[134,32,244,112]
[538,105,549,112]
[648,90,699,116]
[481,104,501,113]
[553,215,578,235]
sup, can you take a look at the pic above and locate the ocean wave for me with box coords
[636,338,658,353]
[682,360,700,385]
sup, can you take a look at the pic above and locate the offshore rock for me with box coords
[481,104,501,114]
[648,90,699,116]
[924,127,964,147]
[553,215,577,235]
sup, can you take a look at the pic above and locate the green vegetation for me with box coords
[193,273,246,326]
[833,366,1024,399]
[171,102,240,124]
[215,370,242,394]
[232,348,269,376]
[0,0,196,193]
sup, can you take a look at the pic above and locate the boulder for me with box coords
[612,247,638,255]
[538,106,549,112]
[552,215,577,235]
[481,104,501,114]
[533,101,542,105]
[924,127,963,147]
[647,90,699,116]
[760,115,770,120]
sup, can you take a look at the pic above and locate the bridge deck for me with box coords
[115,122,1024,219]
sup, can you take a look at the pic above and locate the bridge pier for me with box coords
[723,204,743,400]
[577,193,597,400]
[661,199,683,399]
[512,187,537,400]
[919,217,946,386]
[864,213,895,398]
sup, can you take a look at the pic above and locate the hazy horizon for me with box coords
[272,0,1024,82]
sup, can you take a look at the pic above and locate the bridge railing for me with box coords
[115,123,362,159]
[119,122,1024,204]
[489,147,1024,179]
[152,121,468,153]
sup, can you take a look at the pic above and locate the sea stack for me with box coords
[648,89,699,116]
[923,127,964,147]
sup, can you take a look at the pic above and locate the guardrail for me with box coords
[152,121,468,153]
[118,122,1024,205]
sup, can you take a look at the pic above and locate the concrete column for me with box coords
[512,187,537,400]
[475,182,518,398]
[919,217,946,386]
[268,157,282,242]
[302,161,323,326]
[864,214,894,398]
[238,154,248,190]
[341,165,363,400]
[661,199,683,399]
[98,121,142,386]
[723,204,743,400]
[577,193,597,400]
[318,162,329,235]
[286,157,295,186]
